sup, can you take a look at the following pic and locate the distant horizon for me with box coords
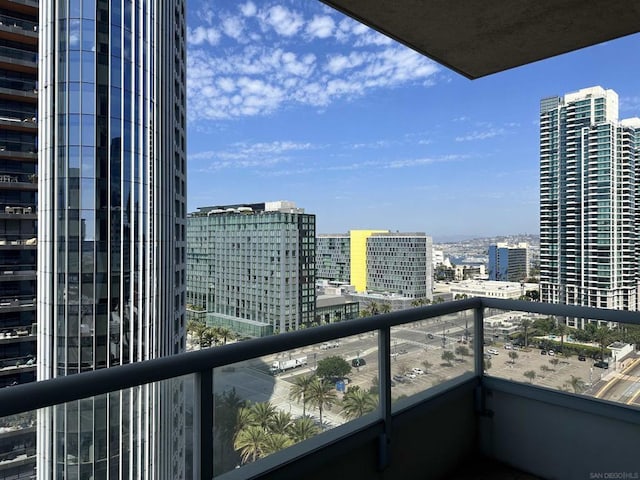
[186,1,639,237]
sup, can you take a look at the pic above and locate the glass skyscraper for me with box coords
[37,0,186,478]
[540,86,640,326]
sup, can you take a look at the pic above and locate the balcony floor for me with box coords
[450,457,541,480]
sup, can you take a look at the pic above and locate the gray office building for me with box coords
[187,201,316,337]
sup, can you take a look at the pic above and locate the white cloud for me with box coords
[240,1,257,17]
[187,1,440,120]
[306,15,335,39]
[455,128,506,142]
[187,26,221,46]
[221,16,245,41]
[261,5,304,37]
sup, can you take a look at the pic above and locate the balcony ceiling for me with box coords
[320,0,640,79]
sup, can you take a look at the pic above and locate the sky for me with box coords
[185,1,640,241]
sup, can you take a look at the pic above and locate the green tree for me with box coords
[368,301,380,315]
[594,326,611,360]
[187,320,207,348]
[289,374,314,416]
[433,296,445,304]
[441,350,455,366]
[533,317,555,336]
[549,358,560,369]
[233,425,266,465]
[411,297,431,307]
[288,416,320,443]
[520,318,532,348]
[555,322,567,353]
[261,433,294,456]
[341,388,378,420]
[540,365,551,374]
[455,346,470,357]
[523,370,536,383]
[217,326,234,344]
[421,360,433,373]
[307,378,337,428]
[250,402,277,430]
[379,302,391,314]
[508,351,519,364]
[268,411,293,435]
[316,356,352,381]
[566,375,586,394]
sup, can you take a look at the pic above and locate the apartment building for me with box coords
[540,86,640,326]
[0,0,38,476]
[187,202,316,336]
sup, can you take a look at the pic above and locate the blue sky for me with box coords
[185,1,640,240]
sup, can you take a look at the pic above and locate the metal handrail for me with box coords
[1,297,639,417]
[0,297,639,478]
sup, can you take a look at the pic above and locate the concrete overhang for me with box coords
[320,0,640,79]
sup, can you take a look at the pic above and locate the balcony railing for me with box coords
[0,298,638,480]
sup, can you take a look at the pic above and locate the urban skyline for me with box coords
[185,0,640,238]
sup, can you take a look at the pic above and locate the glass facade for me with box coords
[37,0,186,478]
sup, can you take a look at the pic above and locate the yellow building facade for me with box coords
[350,230,388,292]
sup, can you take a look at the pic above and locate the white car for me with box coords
[412,368,424,375]
[487,348,499,355]
[548,350,555,356]
[404,372,417,379]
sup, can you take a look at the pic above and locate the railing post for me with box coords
[195,369,213,480]
[378,327,392,471]
[474,305,485,377]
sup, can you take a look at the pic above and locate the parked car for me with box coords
[504,344,512,350]
[427,333,434,339]
[351,358,366,367]
[321,341,340,350]
[393,374,405,382]
[547,350,555,356]
[594,361,609,369]
[404,372,416,379]
[540,350,547,355]
[487,348,499,355]
[578,355,586,361]
[411,368,424,375]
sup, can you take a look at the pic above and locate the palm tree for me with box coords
[594,326,611,360]
[233,425,266,464]
[187,320,207,348]
[217,326,234,344]
[235,407,254,435]
[567,375,586,394]
[307,378,337,429]
[508,351,519,364]
[556,321,567,353]
[368,301,380,315]
[288,416,320,443]
[289,375,314,416]
[341,389,378,420]
[379,302,391,314]
[250,402,277,430]
[261,433,294,456]
[268,411,293,435]
[520,318,532,348]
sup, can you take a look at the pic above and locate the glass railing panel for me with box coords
[390,308,475,409]
[482,308,640,407]
[212,331,379,476]
[25,374,196,480]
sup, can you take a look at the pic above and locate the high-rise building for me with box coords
[488,243,529,282]
[540,86,640,326]
[317,230,433,299]
[37,0,187,478]
[186,201,316,337]
[0,0,39,476]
